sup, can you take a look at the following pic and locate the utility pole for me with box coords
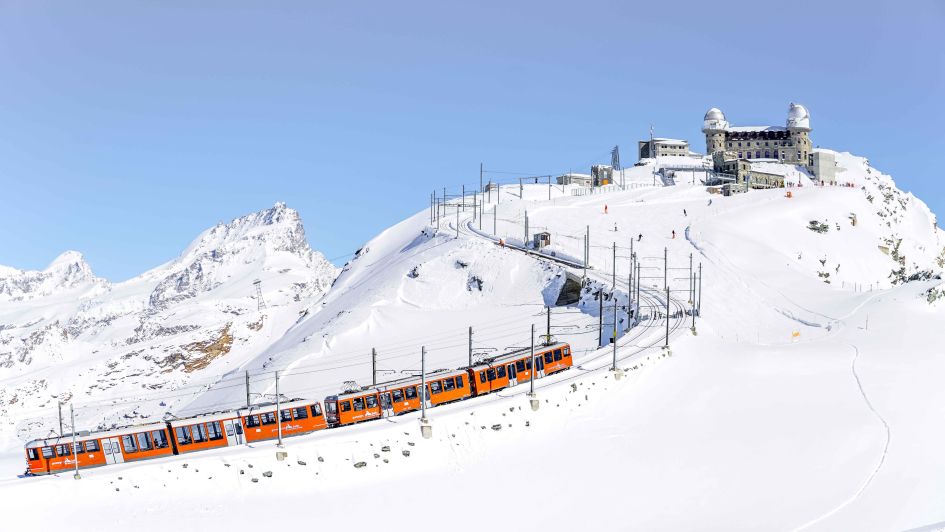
[636,262,641,305]
[430,191,434,225]
[664,247,668,291]
[546,306,551,344]
[462,184,465,212]
[420,346,431,437]
[275,371,283,448]
[612,297,618,370]
[691,272,697,332]
[664,286,670,350]
[528,324,538,410]
[70,404,80,479]
[245,371,251,408]
[524,210,529,247]
[582,233,588,284]
[696,262,702,318]
[58,402,63,436]
[468,327,473,367]
[372,348,377,386]
[519,177,523,198]
[548,175,552,201]
[473,193,477,223]
[598,290,604,348]
[612,242,616,290]
[456,203,459,238]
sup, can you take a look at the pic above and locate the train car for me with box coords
[24,422,173,475]
[239,399,328,443]
[324,389,382,427]
[167,412,242,455]
[375,369,472,416]
[469,342,572,396]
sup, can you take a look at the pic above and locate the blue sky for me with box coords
[1,1,943,280]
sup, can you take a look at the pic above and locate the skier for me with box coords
[672,230,676,239]
[683,209,687,216]
[614,223,618,232]
[604,204,609,214]
[707,199,713,206]
[637,233,642,242]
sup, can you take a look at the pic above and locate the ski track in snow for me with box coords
[792,343,892,531]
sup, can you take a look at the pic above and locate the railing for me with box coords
[570,182,657,196]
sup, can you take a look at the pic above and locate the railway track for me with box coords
[450,206,690,380]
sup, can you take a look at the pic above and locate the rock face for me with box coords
[0,203,338,437]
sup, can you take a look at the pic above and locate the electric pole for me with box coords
[275,371,283,448]
[58,402,63,436]
[468,327,473,367]
[372,348,377,386]
[664,286,670,350]
[71,404,80,479]
[245,371,251,408]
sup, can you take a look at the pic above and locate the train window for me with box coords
[553,349,562,361]
[42,447,55,459]
[280,410,292,422]
[392,389,404,402]
[366,395,378,409]
[175,426,192,445]
[486,368,496,381]
[430,381,442,394]
[479,372,486,384]
[137,432,153,451]
[27,448,39,460]
[86,440,100,452]
[443,378,455,391]
[526,358,532,370]
[261,412,277,425]
[515,360,525,372]
[311,404,323,417]
[192,424,208,443]
[72,442,83,455]
[151,431,168,449]
[121,435,137,453]
[340,401,352,412]
[456,375,464,388]
[405,387,417,400]
[246,415,261,427]
[496,366,506,379]
[353,398,365,411]
[294,407,309,420]
[207,421,223,441]
[59,444,73,456]
[544,353,553,364]
[563,346,570,356]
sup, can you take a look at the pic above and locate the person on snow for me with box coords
[604,204,609,214]
[707,199,713,206]
[637,233,643,242]
[683,209,687,216]
[614,223,618,232]
[672,230,676,239]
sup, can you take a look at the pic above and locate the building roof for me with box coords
[651,137,688,144]
[728,126,787,133]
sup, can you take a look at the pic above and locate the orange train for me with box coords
[25,342,572,476]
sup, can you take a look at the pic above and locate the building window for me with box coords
[765,150,770,158]
[756,151,761,158]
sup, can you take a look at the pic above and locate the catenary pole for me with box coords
[275,371,283,448]
[468,327,473,367]
[372,348,377,386]
[689,253,694,303]
[529,324,536,395]
[58,402,63,436]
[664,247,668,291]
[71,404,80,479]
[598,290,604,348]
[698,263,703,315]
[612,298,618,370]
[421,346,428,421]
[546,306,551,344]
[245,371,251,408]
[664,286,670,349]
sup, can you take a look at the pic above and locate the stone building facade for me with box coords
[703,103,813,168]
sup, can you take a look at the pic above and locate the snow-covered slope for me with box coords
[0,202,337,445]
[1,151,943,531]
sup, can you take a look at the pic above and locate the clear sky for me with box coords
[1,1,943,280]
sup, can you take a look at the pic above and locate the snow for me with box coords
[1,151,944,530]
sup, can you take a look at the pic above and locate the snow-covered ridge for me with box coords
[0,203,338,442]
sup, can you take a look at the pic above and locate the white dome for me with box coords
[704,108,725,121]
[702,107,728,131]
[786,102,810,130]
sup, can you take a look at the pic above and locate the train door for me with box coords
[103,438,124,465]
[224,420,243,446]
[508,362,518,386]
[536,355,545,378]
[379,392,393,417]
